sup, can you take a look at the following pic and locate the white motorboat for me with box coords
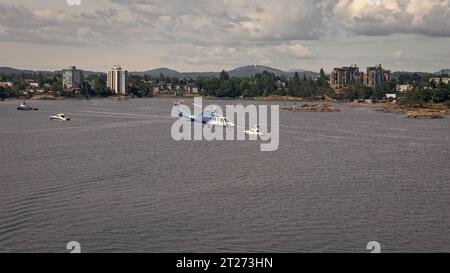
[244,125,263,136]
[50,113,70,121]
[17,102,38,111]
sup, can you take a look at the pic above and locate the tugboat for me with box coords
[49,113,71,121]
[17,102,38,111]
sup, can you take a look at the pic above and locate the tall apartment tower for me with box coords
[62,66,84,90]
[107,65,127,95]
[365,65,391,87]
[330,65,364,89]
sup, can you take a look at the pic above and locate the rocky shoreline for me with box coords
[31,95,64,101]
[378,106,447,119]
[281,104,341,112]
[406,110,444,119]
[255,95,304,102]
[350,102,449,119]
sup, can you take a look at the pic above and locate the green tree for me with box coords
[318,68,326,87]
[0,86,10,99]
[219,70,230,81]
[159,73,165,82]
[293,72,301,85]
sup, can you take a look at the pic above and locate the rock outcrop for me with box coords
[282,104,341,112]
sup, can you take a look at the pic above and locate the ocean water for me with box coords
[0,98,449,253]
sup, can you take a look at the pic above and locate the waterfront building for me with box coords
[63,66,84,90]
[330,64,391,89]
[0,82,13,88]
[396,84,413,93]
[107,65,127,95]
[386,94,397,99]
[429,77,450,85]
[365,65,391,87]
[330,65,364,89]
[152,86,160,94]
[192,87,199,94]
[151,83,165,95]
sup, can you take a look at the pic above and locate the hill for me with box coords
[130,68,218,78]
[0,66,105,77]
[391,71,431,80]
[288,68,319,78]
[2,65,319,79]
[131,68,181,78]
[131,65,318,78]
[0,67,34,75]
[229,65,285,77]
[435,69,450,75]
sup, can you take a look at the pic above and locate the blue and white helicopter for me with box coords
[173,100,236,128]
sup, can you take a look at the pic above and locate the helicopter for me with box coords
[173,100,236,128]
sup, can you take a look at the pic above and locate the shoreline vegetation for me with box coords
[1,68,449,119]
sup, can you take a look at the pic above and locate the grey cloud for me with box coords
[0,0,450,72]
[161,43,315,69]
[5,0,449,50]
[109,0,328,44]
[0,3,135,46]
[329,0,450,37]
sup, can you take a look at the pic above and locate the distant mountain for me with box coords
[0,66,105,77]
[0,67,34,75]
[182,71,221,78]
[289,68,314,73]
[130,68,218,78]
[391,71,431,80]
[434,69,450,75]
[81,70,106,77]
[229,65,285,77]
[2,65,319,79]
[132,68,181,78]
[288,68,319,78]
[133,65,319,78]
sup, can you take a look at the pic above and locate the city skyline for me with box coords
[0,0,449,73]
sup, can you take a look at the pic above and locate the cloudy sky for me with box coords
[0,0,449,73]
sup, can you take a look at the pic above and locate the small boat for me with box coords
[17,102,38,111]
[244,125,264,136]
[50,113,70,121]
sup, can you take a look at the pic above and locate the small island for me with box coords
[351,102,449,119]
[281,103,341,112]
[406,110,444,119]
[31,94,63,101]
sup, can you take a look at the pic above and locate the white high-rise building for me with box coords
[107,65,127,95]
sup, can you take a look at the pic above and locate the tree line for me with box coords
[197,70,330,98]
[1,69,449,106]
